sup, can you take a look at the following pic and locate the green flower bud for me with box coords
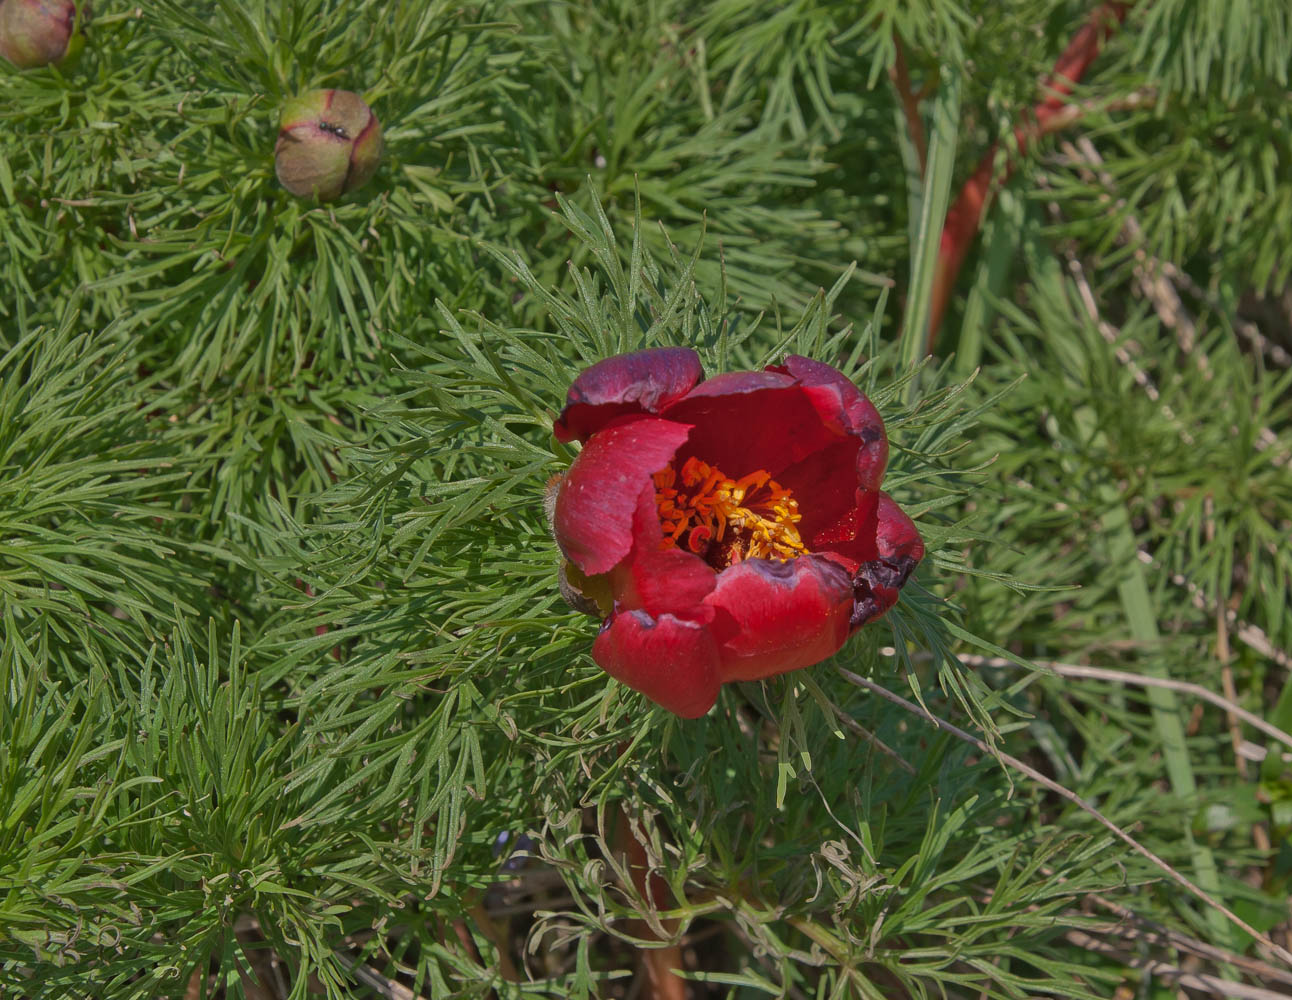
[0,0,89,69]
[274,89,383,202]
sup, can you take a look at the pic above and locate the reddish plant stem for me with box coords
[616,805,687,1000]
[925,1,1132,352]
[889,32,927,177]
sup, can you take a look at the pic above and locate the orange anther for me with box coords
[652,457,807,567]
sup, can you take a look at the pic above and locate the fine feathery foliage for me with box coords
[3,1,1291,998]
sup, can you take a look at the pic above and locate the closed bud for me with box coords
[0,0,89,69]
[274,89,383,202]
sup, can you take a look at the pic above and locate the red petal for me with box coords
[804,487,880,566]
[553,417,691,575]
[593,610,722,718]
[662,374,841,480]
[850,492,924,628]
[775,441,869,551]
[554,347,704,443]
[704,556,854,682]
[875,491,924,564]
[609,486,717,618]
[674,370,795,398]
[773,356,888,489]
[619,546,717,618]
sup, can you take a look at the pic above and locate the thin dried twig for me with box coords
[830,702,917,774]
[1058,136,1203,361]
[999,474,1292,675]
[1066,929,1292,999]
[1106,142,1192,341]
[334,951,425,1000]
[1135,547,1292,674]
[1059,135,1292,470]
[1060,242,1197,442]
[836,666,1292,968]
[1208,498,1252,781]
[1162,262,1292,369]
[948,653,1292,754]
[1075,890,1292,988]
[1040,210,1292,677]
[1006,866,1292,991]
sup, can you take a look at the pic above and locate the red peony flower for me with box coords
[550,347,923,718]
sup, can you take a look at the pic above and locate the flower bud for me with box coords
[274,89,383,202]
[0,0,89,68]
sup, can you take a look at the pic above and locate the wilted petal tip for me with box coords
[554,347,704,443]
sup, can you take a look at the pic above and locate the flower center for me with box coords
[653,456,807,568]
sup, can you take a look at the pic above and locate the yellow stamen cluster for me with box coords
[653,456,807,567]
